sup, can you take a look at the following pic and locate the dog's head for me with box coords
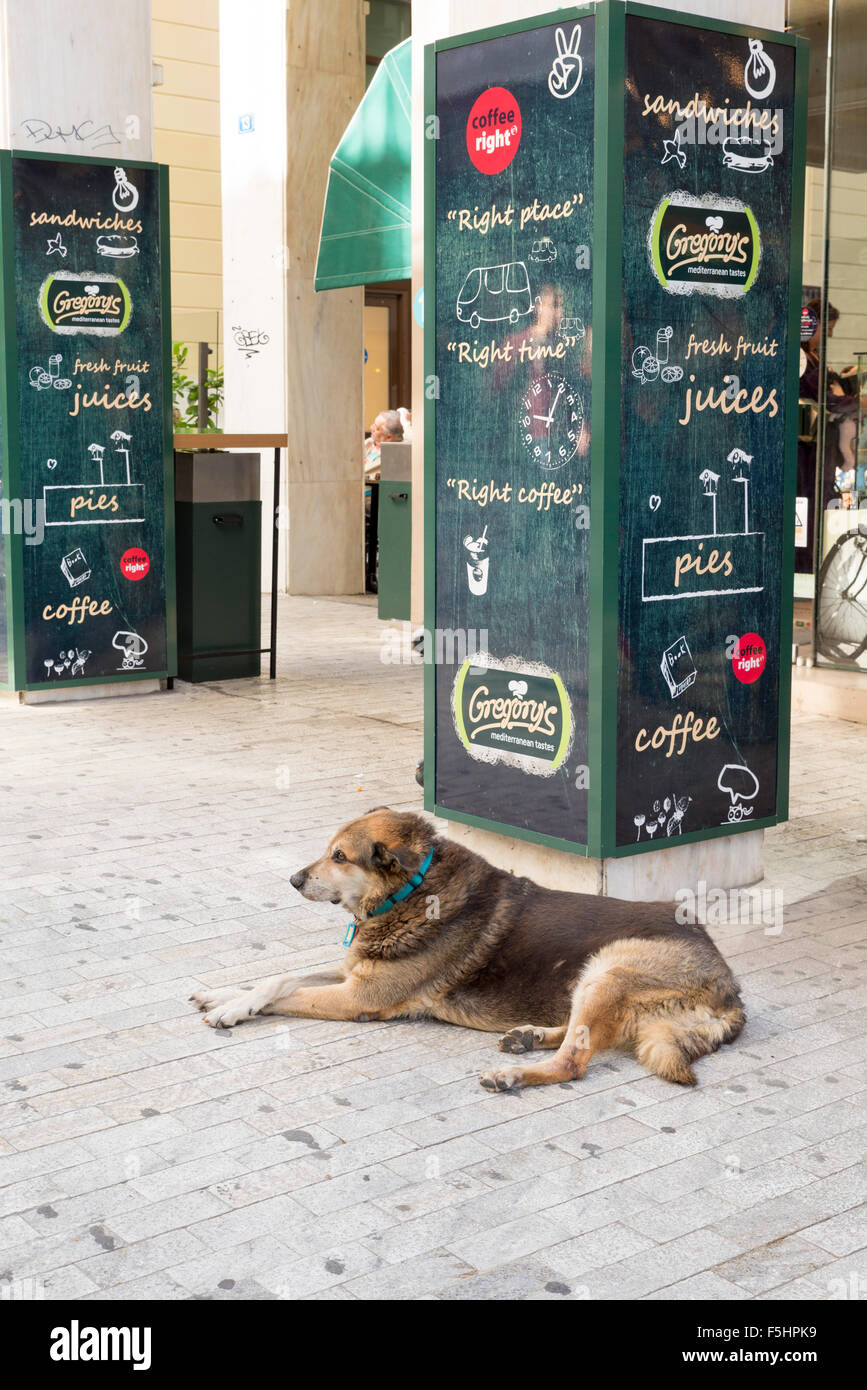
[290,808,434,917]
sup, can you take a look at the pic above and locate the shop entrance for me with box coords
[363,280,412,596]
[789,0,867,670]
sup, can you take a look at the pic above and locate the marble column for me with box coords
[0,0,153,158]
[285,0,366,595]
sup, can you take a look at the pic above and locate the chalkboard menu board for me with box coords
[427,14,596,848]
[425,6,807,859]
[615,12,800,848]
[0,153,174,690]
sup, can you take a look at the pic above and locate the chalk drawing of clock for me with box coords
[520,372,584,469]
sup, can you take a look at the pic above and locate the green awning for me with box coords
[314,37,411,291]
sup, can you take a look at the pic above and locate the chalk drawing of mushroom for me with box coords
[717,763,760,823]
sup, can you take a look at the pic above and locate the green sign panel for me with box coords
[427,12,596,847]
[425,5,808,859]
[0,154,174,690]
[616,10,800,849]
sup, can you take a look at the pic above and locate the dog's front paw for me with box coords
[190,985,242,1012]
[480,1067,521,1093]
[202,998,257,1029]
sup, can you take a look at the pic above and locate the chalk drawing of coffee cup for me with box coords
[467,558,489,596]
[463,529,490,596]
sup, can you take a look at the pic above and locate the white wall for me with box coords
[219,0,365,597]
[0,0,153,158]
[218,0,287,436]
[218,0,288,591]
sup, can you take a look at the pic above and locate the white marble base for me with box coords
[22,681,164,705]
[442,819,764,903]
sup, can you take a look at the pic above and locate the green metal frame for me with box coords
[0,150,26,692]
[0,149,176,692]
[423,5,594,854]
[589,0,625,860]
[423,1,809,862]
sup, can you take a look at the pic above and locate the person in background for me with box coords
[364,410,404,594]
[364,409,403,482]
[797,297,858,573]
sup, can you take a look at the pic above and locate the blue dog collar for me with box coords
[343,847,435,946]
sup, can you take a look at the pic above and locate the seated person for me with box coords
[364,410,403,482]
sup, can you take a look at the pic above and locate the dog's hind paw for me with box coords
[499,1027,537,1054]
[480,1067,520,1092]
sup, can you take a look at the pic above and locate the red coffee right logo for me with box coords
[732,632,766,683]
[466,88,522,174]
[120,547,150,581]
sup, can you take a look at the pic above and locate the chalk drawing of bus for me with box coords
[456,261,535,328]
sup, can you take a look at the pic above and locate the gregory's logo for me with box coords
[453,657,571,776]
[50,1319,151,1370]
[649,193,760,297]
[40,271,131,335]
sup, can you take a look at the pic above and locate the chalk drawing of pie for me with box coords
[96,233,139,258]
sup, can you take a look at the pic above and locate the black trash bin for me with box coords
[174,452,262,681]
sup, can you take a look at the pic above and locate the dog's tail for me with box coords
[635,998,746,1086]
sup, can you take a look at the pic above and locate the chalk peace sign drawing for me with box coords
[548,25,582,100]
[743,38,776,100]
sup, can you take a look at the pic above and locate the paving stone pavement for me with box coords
[0,594,865,1302]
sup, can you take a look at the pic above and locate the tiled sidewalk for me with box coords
[0,594,865,1302]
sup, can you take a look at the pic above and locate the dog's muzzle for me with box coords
[290,869,307,891]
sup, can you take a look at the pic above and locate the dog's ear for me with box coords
[371,841,417,875]
[365,805,391,815]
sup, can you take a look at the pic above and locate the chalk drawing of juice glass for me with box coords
[456,261,535,329]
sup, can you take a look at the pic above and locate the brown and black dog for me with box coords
[190,808,745,1090]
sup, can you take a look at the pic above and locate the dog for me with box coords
[190,808,745,1090]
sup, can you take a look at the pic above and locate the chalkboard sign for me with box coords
[425,6,807,860]
[0,153,174,690]
[615,12,799,848]
[427,13,596,849]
